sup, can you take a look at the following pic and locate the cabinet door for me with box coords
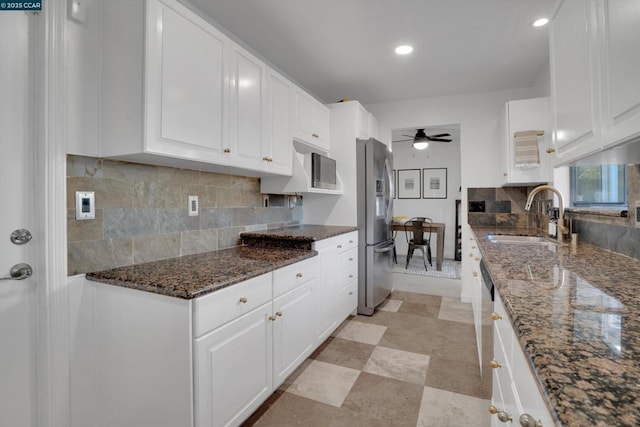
[314,102,331,151]
[504,98,552,184]
[601,0,640,149]
[550,0,601,163]
[264,69,293,175]
[146,0,226,159]
[194,302,273,427]
[272,281,315,388]
[314,242,338,344]
[293,87,317,144]
[227,43,265,170]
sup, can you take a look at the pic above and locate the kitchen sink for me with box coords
[487,235,564,245]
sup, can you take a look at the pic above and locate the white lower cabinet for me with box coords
[272,281,315,387]
[75,239,362,427]
[312,231,358,344]
[195,302,273,427]
[490,292,554,427]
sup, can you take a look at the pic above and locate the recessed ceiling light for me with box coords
[395,45,413,55]
[532,18,549,27]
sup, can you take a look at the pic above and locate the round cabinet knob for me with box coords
[349,240,353,244]
[490,359,502,369]
[475,257,481,261]
[489,406,512,423]
[519,413,543,427]
[268,315,277,321]
[546,147,556,154]
[469,253,473,257]
[239,297,248,304]
[491,312,503,321]
[472,271,478,277]
[348,258,354,261]
[348,274,354,278]
[337,244,343,249]
[472,246,477,249]
[348,291,354,295]
[262,156,270,161]
[275,311,283,317]
[223,148,231,153]
[503,172,508,176]
[296,273,303,278]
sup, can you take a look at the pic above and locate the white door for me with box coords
[0,12,38,427]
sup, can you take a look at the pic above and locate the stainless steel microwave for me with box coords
[311,153,336,190]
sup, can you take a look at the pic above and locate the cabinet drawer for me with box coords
[194,273,272,337]
[338,279,358,321]
[337,264,358,289]
[273,257,318,297]
[338,248,357,272]
[336,232,357,253]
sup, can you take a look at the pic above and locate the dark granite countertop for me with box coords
[86,246,317,299]
[240,224,358,249]
[471,226,640,427]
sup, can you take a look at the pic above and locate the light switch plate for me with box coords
[67,0,86,23]
[188,196,199,216]
[75,191,95,220]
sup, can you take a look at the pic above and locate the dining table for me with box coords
[392,220,445,271]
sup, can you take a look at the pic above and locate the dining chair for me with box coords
[404,217,433,270]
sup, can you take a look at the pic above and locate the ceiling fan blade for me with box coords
[426,137,452,142]
[392,139,414,143]
[401,134,415,139]
[427,133,451,138]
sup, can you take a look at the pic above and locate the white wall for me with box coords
[391,131,461,260]
[366,87,537,301]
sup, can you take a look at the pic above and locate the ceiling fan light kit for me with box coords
[393,128,453,149]
[413,141,429,150]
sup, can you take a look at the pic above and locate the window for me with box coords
[570,165,627,206]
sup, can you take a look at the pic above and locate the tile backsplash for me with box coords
[67,155,302,275]
[467,186,548,229]
[468,164,640,261]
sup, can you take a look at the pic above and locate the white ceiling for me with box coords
[186,0,557,105]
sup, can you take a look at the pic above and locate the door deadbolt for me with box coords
[10,229,32,245]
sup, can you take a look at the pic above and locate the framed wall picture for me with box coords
[423,168,447,199]
[397,169,421,199]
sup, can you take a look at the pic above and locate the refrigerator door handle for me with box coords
[374,244,395,253]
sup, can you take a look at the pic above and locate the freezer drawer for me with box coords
[358,240,393,315]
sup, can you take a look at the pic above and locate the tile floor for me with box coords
[243,276,492,427]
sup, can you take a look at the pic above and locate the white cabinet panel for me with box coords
[550,0,601,163]
[151,3,225,155]
[272,281,315,388]
[490,292,554,427]
[194,273,271,337]
[195,302,273,427]
[264,69,293,175]
[228,44,265,170]
[293,86,330,151]
[501,98,552,185]
[601,0,640,149]
[356,102,369,139]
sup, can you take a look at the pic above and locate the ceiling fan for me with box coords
[393,128,452,150]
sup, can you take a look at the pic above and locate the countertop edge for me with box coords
[86,248,318,300]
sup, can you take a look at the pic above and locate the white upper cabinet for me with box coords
[501,97,552,185]
[102,0,228,162]
[293,86,331,152]
[101,0,294,176]
[263,69,293,175]
[550,0,640,165]
[356,102,369,139]
[227,42,266,171]
[549,0,601,164]
[600,0,640,149]
[368,113,380,141]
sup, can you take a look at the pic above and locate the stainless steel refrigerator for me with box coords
[356,138,394,315]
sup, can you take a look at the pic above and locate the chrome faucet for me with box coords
[524,184,567,242]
